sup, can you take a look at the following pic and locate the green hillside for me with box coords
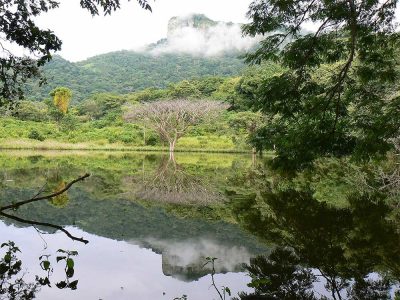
[25,51,245,102]
[24,14,252,102]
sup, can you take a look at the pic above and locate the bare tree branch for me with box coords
[0,173,91,244]
[0,211,89,244]
[124,99,227,152]
[0,173,90,212]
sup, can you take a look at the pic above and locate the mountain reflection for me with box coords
[134,238,254,281]
[0,152,265,291]
[1,152,400,299]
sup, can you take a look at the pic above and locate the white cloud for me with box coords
[33,0,253,62]
[149,20,261,56]
[138,238,252,274]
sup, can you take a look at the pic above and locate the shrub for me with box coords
[28,129,45,141]
[146,135,158,146]
[120,134,135,144]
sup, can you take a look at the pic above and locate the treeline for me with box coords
[24,51,246,102]
[1,64,281,149]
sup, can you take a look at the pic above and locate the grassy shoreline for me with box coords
[0,139,251,154]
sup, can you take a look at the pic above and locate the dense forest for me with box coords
[0,14,270,151]
[24,14,251,102]
[25,52,246,102]
[0,51,282,152]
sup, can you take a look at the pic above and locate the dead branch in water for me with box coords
[0,173,90,244]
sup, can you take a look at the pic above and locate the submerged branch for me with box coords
[0,211,89,244]
[0,173,91,244]
[0,173,90,211]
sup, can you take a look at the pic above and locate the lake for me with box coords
[0,151,399,299]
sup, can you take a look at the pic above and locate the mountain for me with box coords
[25,14,257,102]
[167,14,219,36]
[149,14,258,56]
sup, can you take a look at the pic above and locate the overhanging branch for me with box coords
[0,173,90,211]
[0,211,89,244]
[0,173,91,244]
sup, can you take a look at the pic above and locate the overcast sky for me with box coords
[35,0,253,62]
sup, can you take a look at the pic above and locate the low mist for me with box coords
[150,20,261,56]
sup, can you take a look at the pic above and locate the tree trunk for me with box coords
[169,139,177,161]
[169,139,176,152]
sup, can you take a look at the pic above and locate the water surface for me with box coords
[0,151,264,299]
[1,151,399,299]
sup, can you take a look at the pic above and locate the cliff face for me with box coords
[148,14,258,57]
[167,14,220,39]
[25,14,253,100]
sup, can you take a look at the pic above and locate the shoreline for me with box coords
[0,142,250,154]
[0,139,278,155]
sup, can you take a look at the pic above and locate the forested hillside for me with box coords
[24,14,253,102]
[25,52,245,102]
[4,14,272,152]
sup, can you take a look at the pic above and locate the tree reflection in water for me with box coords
[0,242,39,300]
[229,157,400,299]
[0,151,399,299]
[237,247,393,300]
[134,154,225,205]
[0,174,88,300]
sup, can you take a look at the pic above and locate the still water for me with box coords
[0,151,399,299]
[0,151,265,300]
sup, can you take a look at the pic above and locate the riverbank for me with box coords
[0,138,251,153]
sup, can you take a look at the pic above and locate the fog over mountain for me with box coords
[25,14,256,101]
[146,14,260,56]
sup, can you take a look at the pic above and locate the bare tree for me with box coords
[124,99,227,153]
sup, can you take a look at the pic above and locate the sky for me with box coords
[35,0,253,62]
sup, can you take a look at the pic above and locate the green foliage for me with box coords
[54,249,79,290]
[0,152,264,260]
[125,88,168,103]
[25,52,245,102]
[236,63,285,109]
[28,129,45,141]
[0,241,82,298]
[238,248,317,299]
[14,101,49,122]
[0,241,39,298]
[0,115,248,151]
[228,111,263,135]
[0,0,62,105]
[227,155,400,299]
[0,0,150,105]
[49,182,70,208]
[77,93,126,120]
[167,80,202,98]
[243,0,400,168]
[211,77,241,108]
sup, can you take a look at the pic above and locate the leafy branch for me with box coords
[203,257,231,300]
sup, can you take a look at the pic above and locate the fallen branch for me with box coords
[0,173,90,211]
[0,173,90,244]
[0,211,89,244]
